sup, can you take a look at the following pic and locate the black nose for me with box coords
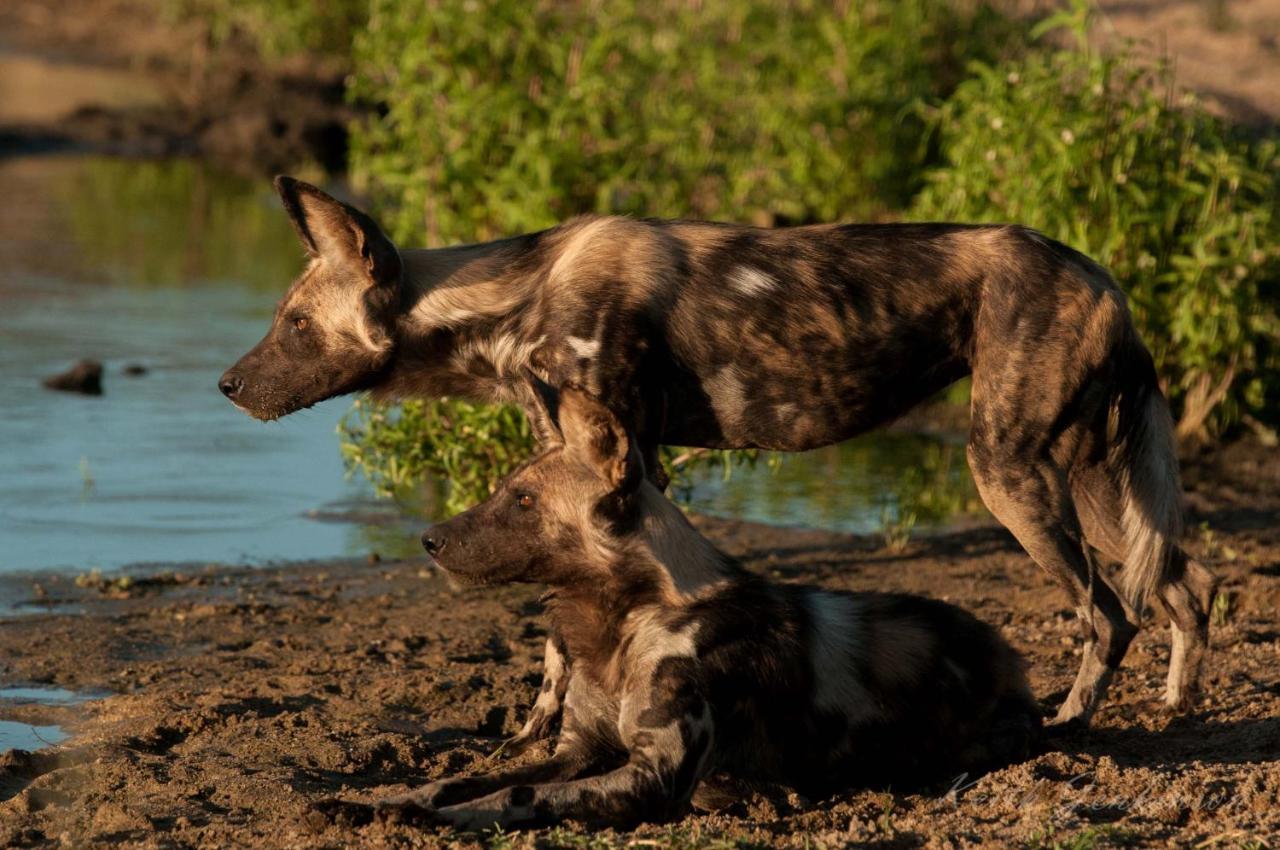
[219,373,243,399]
[422,531,446,556]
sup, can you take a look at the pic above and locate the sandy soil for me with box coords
[1,439,1277,849]
[1096,0,1280,126]
[1007,0,1280,126]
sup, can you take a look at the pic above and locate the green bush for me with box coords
[911,2,1280,437]
[348,0,1023,244]
[339,398,764,516]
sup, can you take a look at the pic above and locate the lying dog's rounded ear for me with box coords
[558,386,643,491]
[274,175,401,289]
[521,370,564,447]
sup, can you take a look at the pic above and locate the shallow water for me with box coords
[0,156,982,578]
[0,686,110,705]
[0,720,68,752]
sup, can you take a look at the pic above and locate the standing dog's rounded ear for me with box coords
[273,176,402,288]
[558,385,643,492]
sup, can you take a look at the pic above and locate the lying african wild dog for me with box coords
[221,177,1218,733]
[341,384,1042,830]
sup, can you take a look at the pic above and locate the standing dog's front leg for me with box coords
[498,634,570,757]
[438,665,713,830]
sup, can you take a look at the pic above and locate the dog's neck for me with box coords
[543,488,738,687]
[369,237,544,400]
[631,484,740,602]
[398,237,540,336]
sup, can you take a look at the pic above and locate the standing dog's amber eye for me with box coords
[515,493,534,509]
[293,317,309,331]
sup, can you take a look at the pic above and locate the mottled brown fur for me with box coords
[222,178,1217,731]
[334,386,1040,830]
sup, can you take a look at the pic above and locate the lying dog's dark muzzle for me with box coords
[421,529,447,557]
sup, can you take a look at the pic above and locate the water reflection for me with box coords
[52,157,302,290]
[679,431,983,536]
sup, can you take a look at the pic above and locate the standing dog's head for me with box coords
[422,382,646,587]
[219,177,403,420]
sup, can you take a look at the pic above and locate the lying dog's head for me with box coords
[422,382,645,586]
[218,177,402,420]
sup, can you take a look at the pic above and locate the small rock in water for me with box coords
[122,363,149,376]
[42,360,103,395]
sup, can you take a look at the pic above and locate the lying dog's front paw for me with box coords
[307,797,377,831]
[374,799,442,827]
[378,777,466,810]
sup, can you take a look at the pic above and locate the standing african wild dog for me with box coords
[221,177,1218,733]
[326,384,1042,830]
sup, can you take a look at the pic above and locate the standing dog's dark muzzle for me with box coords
[218,371,244,400]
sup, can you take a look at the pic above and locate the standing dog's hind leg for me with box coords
[1161,550,1218,712]
[969,449,1137,727]
[1072,467,1218,714]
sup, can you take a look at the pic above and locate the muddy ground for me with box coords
[1,439,1277,849]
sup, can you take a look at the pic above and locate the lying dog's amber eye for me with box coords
[293,317,309,331]
[515,493,534,509]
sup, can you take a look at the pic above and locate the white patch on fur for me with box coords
[702,366,747,436]
[806,590,879,721]
[943,658,968,687]
[729,265,778,296]
[625,611,700,669]
[636,484,732,599]
[566,335,601,360]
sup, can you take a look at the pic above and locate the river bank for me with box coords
[0,0,349,173]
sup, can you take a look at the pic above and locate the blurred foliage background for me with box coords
[176,0,1280,515]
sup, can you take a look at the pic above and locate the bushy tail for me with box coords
[1109,330,1185,614]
